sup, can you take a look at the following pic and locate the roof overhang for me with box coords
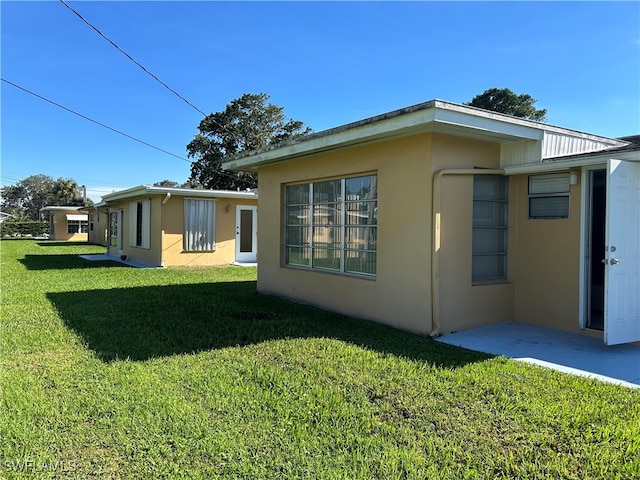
[39,206,86,213]
[504,149,640,175]
[222,99,621,172]
[100,185,258,203]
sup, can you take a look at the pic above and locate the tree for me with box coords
[466,88,547,122]
[1,175,85,220]
[152,179,192,188]
[187,93,312,190]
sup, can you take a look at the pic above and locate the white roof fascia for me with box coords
[224,99,622,172]
[503,150,640,175]
[39,206,85,213]
[100,185,257,203]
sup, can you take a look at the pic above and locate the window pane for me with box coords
[474,175,507,200]
[472,228,507,254]
[286,206,310,225]
[285,226,310,246]
[313,203,341,226]
[286,184,309,205]
[312,248,341,270]
[346,175,377,200]
[473,201,507,227]
[529,173,570,195]
[346,201,377,226]
[313,180,341,204]
[472,255,506,282]
[473,175,508,282]
[345,250,376,275]
[529,196,569,219]
[184,199,215,251]
[345,226,377,250]
[286,247,309,266]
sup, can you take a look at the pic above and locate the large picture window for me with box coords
[472,175,508,283]
[184,199,216,252]
[285,174,377,276]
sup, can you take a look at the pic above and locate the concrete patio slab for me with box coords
[436,321,640,389]
[79,254,157,269]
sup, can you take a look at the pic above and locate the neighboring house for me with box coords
[40,206,89,241]
[90,186,258,267]
[223,99,640,346]
[0,212,15,223]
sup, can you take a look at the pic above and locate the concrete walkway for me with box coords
[436,321,640,389]
[79,254,157,268]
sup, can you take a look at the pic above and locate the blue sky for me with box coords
[2,1,639,202]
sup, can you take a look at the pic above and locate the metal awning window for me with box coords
[66,214,88,221]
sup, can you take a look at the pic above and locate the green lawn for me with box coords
[1,240,638,479]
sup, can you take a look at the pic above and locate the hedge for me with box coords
[0,221,49,237]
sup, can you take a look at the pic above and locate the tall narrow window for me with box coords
[184,199,216,251]
[285,174,377,277]
[472,175,508,283]
[129,200,150,248]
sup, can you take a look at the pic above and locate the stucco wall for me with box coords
[106,197,162,266]
[257,134,439,335]
[48,210,88,242]
[88,209,109,247]
[512,173,584,333]
[432,134,515,333]
[161,195,258,267]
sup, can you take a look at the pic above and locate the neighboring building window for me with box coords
[184,199,216,251]
[528,173,570,219]
[472,175,508,283]
[67,220,88,234]
[129,200,150,248]
[285,174,377,276]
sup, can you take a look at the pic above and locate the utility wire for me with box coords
[1,78,192,163]
[59,0,208,117]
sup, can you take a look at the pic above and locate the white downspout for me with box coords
[161,193,171,205]
[430,168,505,337]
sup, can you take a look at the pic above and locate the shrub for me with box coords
[0,221,49,237]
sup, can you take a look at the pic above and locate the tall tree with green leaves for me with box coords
[187,93,311,190]
[466,88,547,122]
[1,175,85,220]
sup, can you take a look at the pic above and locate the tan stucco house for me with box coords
[40,206,89,241]
[223,100,640,346]
[88,186,258,267]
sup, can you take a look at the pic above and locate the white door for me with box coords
[235,205,257,263]
[604,159,640,345]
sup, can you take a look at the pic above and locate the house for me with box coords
[89,185,258,267]
[0,211,15,223]
[223,99,640,345]
[40,206,89,241]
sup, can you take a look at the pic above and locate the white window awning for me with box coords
[66,214,88,221]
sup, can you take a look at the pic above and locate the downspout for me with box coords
[161,193,171,205]
[430,168,505,337]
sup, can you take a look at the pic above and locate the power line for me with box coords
[59,0,208,117]
[58,0,243,143]
[1,77,192,163]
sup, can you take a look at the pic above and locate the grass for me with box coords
[1,240,639,479]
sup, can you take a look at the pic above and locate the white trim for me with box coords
[65,214,88,221]
[504,151,639,175]
[101,185,257,203]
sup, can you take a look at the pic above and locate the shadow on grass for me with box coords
[48,282,491,367]
[20,254,128,270]
[37,241,90,247]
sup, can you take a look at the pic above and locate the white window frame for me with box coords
[284,174,377,277]
[183,198,217,252]
[129,200,150,249]
[528,173,570,219]
[67,219,88,234]
[472,175,509,283]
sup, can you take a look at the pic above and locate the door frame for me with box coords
[579,165,606,331]
[235,205,257,263]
